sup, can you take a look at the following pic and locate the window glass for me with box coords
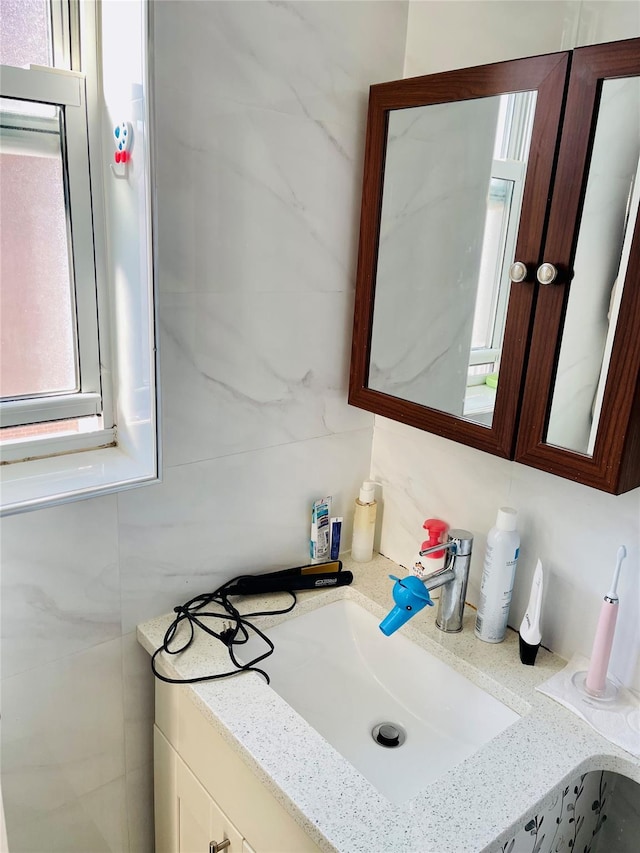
[0,95,56,121]
[0,0,52,68]
[0,415,103,445]
[0,100,77,399]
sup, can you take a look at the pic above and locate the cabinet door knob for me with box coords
[210,840,231,853]
[536,262,558,285]
[509,261,528,283]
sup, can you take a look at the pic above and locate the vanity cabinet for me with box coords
[155,728,251,853]
[153,681,321,853]
[349,38,640,494]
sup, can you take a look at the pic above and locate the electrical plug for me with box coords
[219,621,236,646]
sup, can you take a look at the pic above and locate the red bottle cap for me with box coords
[421,518,449,559]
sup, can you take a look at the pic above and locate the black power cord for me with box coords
[151,575,298,685]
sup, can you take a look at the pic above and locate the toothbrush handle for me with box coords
[585,601,618,693]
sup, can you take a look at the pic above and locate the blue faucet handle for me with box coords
[379,575,434,636]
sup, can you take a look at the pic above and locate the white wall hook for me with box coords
[110,161,128,178]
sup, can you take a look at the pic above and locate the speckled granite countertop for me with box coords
[137,554,640,853]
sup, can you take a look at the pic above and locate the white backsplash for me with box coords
[372,417,640,691]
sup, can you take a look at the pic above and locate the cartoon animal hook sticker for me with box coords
[111,121,133,177]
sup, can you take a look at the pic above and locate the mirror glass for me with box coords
[368,90,536,427]
[546,76,640,455]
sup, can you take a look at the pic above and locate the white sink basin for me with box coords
[240,597,519,805]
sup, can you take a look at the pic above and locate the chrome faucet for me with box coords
[379,529,474,636]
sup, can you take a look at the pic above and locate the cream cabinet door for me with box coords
[177,755,244,853]
[155,686,322,853]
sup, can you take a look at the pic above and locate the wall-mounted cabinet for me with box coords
[349,38,640,494]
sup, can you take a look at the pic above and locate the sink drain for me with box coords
[372,722,406,748]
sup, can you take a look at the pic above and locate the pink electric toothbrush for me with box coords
[573,545,626,701]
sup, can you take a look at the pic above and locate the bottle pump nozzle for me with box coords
[421,519,449,560]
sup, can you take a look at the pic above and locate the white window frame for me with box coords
[0,63,110,431]
[466,92,536,385]
[468,158,526,377]
[50,0,82,71]
[463,94,534,417]
[0,0,159,515]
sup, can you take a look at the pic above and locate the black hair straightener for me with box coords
[225,561,353,596]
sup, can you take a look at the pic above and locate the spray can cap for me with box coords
[496,507,518,531]
[359,481,376,503]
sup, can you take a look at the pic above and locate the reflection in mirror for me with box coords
[368,91,536,427]
[546,76,640,455]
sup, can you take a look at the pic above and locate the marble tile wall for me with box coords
[0,2,408,851]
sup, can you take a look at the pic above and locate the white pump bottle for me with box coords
[351,481,377,562]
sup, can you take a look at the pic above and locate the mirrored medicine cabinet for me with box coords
[349,37,640,494]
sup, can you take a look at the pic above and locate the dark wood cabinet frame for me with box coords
[349,38,640,494]
[515,39,640,493]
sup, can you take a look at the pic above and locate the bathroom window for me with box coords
[0,0,110,453]
[0,0,158,513]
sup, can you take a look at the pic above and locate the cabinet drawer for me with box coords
[177,751,244,853]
